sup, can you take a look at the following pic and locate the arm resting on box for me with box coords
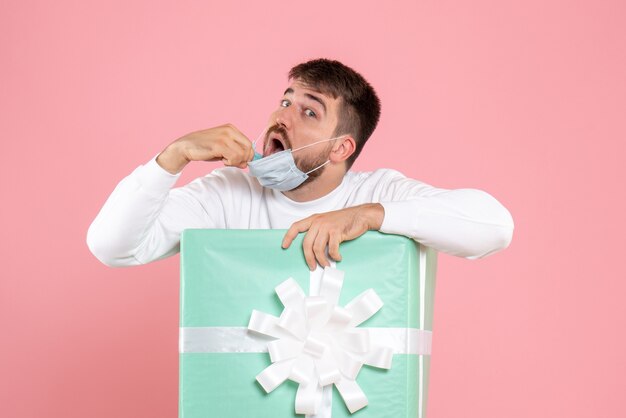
[377,173,514,259]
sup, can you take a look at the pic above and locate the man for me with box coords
[87,58,514,270]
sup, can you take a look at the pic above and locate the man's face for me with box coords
[262,80,342,172]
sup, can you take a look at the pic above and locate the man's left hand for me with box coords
[282,203,385,271]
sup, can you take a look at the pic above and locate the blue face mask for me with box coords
[248,136,344,192]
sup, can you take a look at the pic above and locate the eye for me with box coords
[280,99,291,107]
[304,108,317,118]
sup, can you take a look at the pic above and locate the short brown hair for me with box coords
[289,58,381,169]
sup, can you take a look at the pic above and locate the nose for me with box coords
[275,104,295,130]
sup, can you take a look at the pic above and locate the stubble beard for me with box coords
[290,142,332,191]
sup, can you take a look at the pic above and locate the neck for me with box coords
[282,166,346,202]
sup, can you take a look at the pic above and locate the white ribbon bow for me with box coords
[248,266,394,415]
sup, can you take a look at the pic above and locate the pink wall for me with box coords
[2,0,625,417]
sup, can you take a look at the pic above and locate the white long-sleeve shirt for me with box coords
[87,157,514,267]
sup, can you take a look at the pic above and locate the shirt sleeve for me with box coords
[86,156,217,267]
[376,170,514,259]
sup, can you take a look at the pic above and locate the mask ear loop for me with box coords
[304,160,331,174]
[251,128,269,160]
[291,135,347,153]
[301,135,347,174]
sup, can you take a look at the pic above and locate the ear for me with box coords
[329,136,356,164]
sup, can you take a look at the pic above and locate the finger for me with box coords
[205,126,248,167]
[302,226,320,271]
[312,229,331,268]
[246,145,255,162]
[282,219,312,249]
[235,142,253,168]
[224,124,254,151]
[221,140,251,167]
[328,232,342,262]
[226,124,254,162]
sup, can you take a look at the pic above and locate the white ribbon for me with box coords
[179,327,431,356]
[247,266,428,416]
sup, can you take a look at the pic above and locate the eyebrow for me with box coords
[283,87,327,114]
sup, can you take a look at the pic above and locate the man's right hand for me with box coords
[156,124,256,174]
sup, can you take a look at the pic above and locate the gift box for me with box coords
[179,230,437,418]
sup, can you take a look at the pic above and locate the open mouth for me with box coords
[266,135,288,155]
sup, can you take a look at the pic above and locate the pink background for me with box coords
[1,0,625,417]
